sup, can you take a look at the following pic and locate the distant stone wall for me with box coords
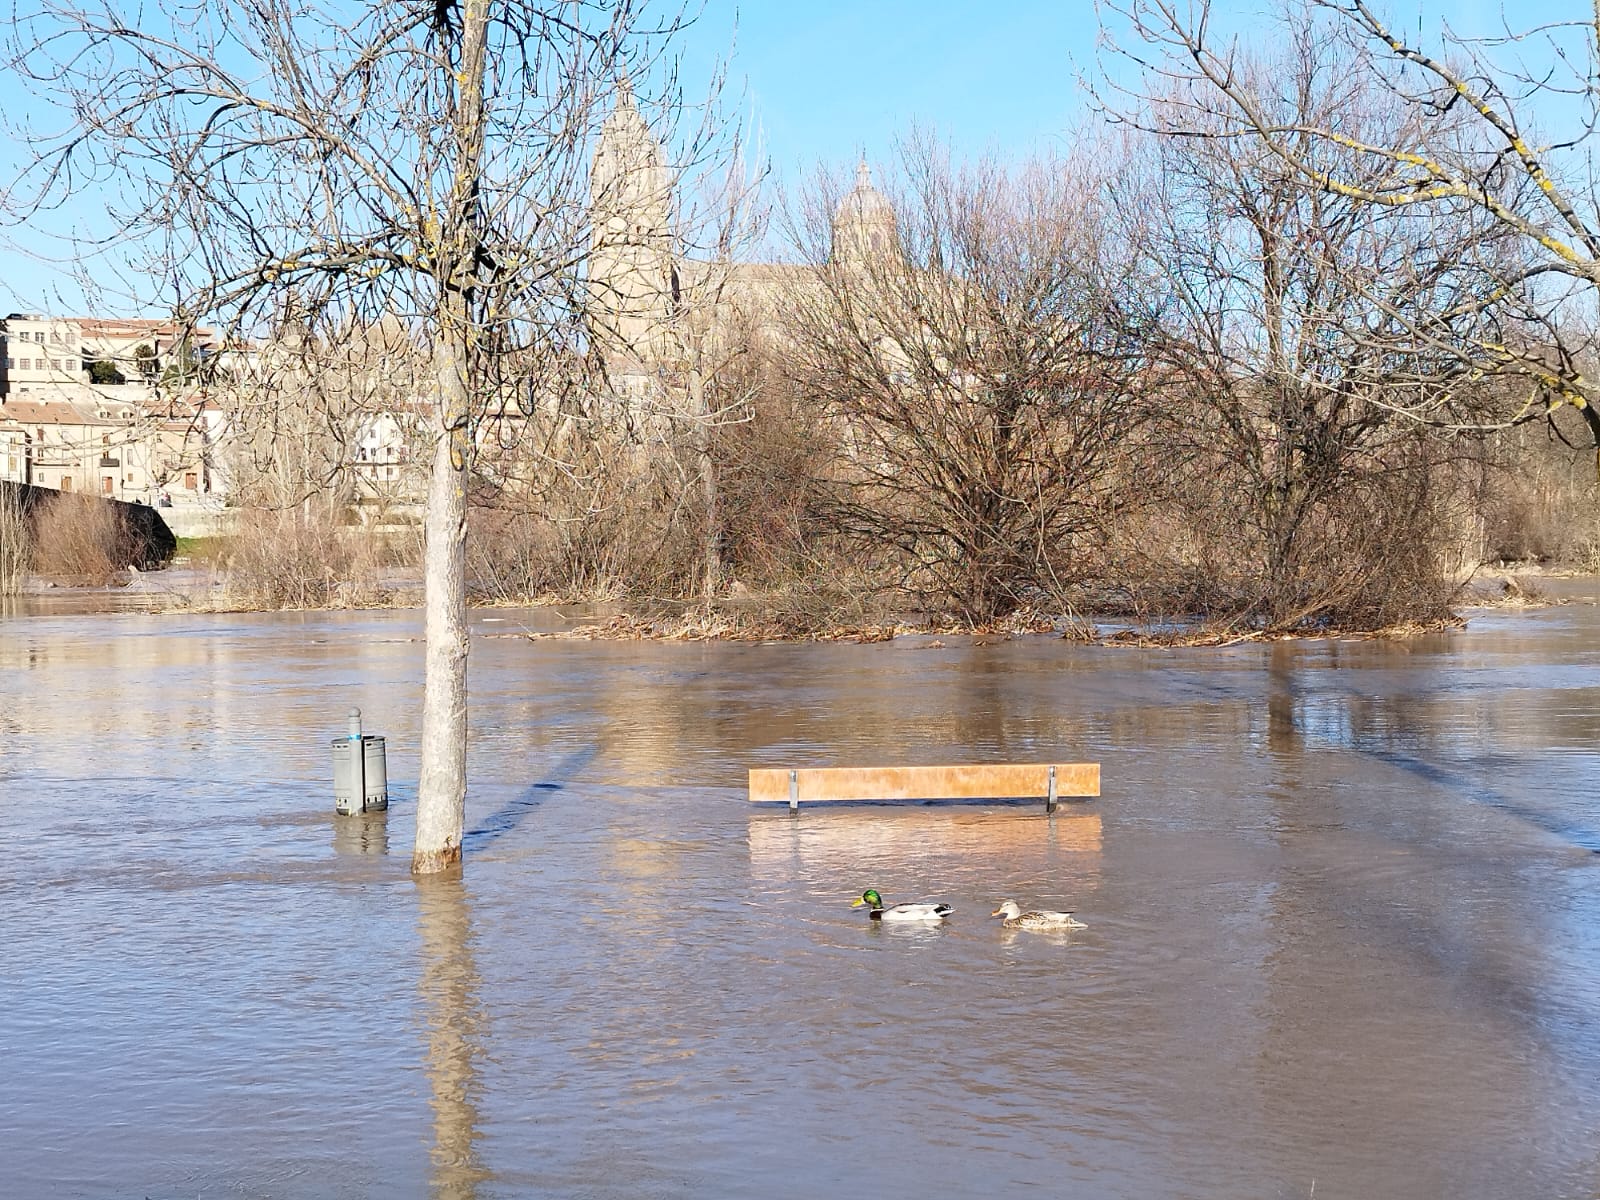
[159,505,237,540]
[0,479,177,569]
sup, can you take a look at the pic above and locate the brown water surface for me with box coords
[3,598,1599,1198]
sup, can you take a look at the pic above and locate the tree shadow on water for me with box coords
[462,744,598,852]
[1360,746,1600,855]
[1267,657,1600,854]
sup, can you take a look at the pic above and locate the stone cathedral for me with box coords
[585,79,897,389]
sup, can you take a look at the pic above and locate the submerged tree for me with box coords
[2,0,707,872]
[1104,20,1512,630]
[779,135,1148,625]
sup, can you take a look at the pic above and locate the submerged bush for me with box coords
[0,488,27,594]
[223,505,401,608]
[29,492,128,585]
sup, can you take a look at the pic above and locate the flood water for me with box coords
[3,594,1599,1198]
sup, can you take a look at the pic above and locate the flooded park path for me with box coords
[3,593,1599,1198]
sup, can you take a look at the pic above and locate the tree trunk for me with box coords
[690,366,720,606]
[413,365,471,875]
[413,0,488,875]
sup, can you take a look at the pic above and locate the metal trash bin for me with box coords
[332,708,388,814]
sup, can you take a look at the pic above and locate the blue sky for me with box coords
[692,2,1105,174]
[703,0,1573,175]
[0,0,1584,314]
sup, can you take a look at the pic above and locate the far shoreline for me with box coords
[4,563,1588,646]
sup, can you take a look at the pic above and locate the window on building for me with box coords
[60,476,72,491]
[101,476,113,495]
[3,357,11,369]
[184,472,197,490]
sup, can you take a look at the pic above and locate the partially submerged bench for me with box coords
[748,763,1100,813]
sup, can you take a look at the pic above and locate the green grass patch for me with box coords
[174,535,228,564]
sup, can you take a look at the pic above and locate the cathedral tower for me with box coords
[588,78,678,367]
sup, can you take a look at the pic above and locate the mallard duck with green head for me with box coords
[991,900,1086,930]
[853,889,952,922]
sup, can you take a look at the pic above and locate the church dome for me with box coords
[836,159,892,223]
[832,158,896,264]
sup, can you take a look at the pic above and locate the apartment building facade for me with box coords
[0,313,226,505]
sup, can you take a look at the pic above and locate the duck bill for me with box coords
[851,898,866,908]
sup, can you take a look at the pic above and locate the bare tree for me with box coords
[575,102,768,608]
[1107,0,1600,473]
[3,0,706,873]
[654,164,769,608]
[778,136,1147,625]
[222,309,433,530]
[1106,23,1507,629]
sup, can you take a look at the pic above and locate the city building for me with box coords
[0,85,898,520]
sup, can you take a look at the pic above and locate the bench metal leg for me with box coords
[1046,764,1058,814]
[789,769,799,814]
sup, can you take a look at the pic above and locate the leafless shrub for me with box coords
[467,341,883,625]
[719,557,901,634]
[1474,426,1600,568]
[1088,433,1465,634]
[468,435,701,603]
[0,488,27,594]
[29,493,127,585]
[222,504,398,609]
[709,357,839,591]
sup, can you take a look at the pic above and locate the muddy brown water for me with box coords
[2,594,1599,1198]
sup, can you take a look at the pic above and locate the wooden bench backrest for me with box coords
[748,762,1100,805]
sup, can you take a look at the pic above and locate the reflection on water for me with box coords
[2,602,1600,1197]
[748,808,1103,884]
[415,874,488,1200]
[333,808,391,858]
